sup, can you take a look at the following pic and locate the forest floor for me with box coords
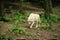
[0,6,60,40]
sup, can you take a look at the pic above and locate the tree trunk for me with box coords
[0,0,4,16]
[44,0,53,19]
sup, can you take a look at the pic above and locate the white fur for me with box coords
[28,13,41,28]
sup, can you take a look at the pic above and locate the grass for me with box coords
[13,11,27,24]
[0,11,31,39]
[0,16,2,21]
[0,7,12,22]
[1,5,27,22]
[0,16,12,22]
[7,11,31,36]
[0,34,8,40]
[3,16,12,22]
[10,26,31,36]
[1,8,60,34]
[0,11,27,23]
[0,10,31,36]
[0,34,14,40]
[40,12,60,30]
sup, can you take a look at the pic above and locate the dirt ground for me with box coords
[0,6,60,40]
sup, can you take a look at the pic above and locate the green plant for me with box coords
[3,16,12,22]
[46,13,60,25]
[0,15,12,22]
[9,11,31,35]
[41,26,52,30]
[50,13,60,22]
[10,28,20,35]
[10,26,31,35]
[40,16,47,23]
[4,6,13,14]
[39,23,51,30]
[10,26,31,36]
[8,37,14,40]
[40,12,60,30]
[0,34,8,40]
[25,11,30,17]
[0,16,2,21]
[13,11,25,24]
[0,34,14,40]
[19,27,27,33]
[25,32,31,36]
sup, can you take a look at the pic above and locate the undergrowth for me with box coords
[10,26,31,36]
[0,34,14,40]
[40,12,60,30]
[0,7,60,33]
[6,11,31,36]
[0,9,30,35]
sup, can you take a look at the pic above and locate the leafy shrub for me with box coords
[10,26,31,36]
[0,34,8,40]
[4,6,13,13]
[24,11,30,17]
[3,16,12,22]
[39,23,52,30]
[50,13,60,22]
[40,16,47,23]
[0,34,14,40]
[0,16,2,21]
[13,11,26,24]
[0,16,12,22]
[9,11,31,35]
[46,13,60,25]
[40,12,60,30]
